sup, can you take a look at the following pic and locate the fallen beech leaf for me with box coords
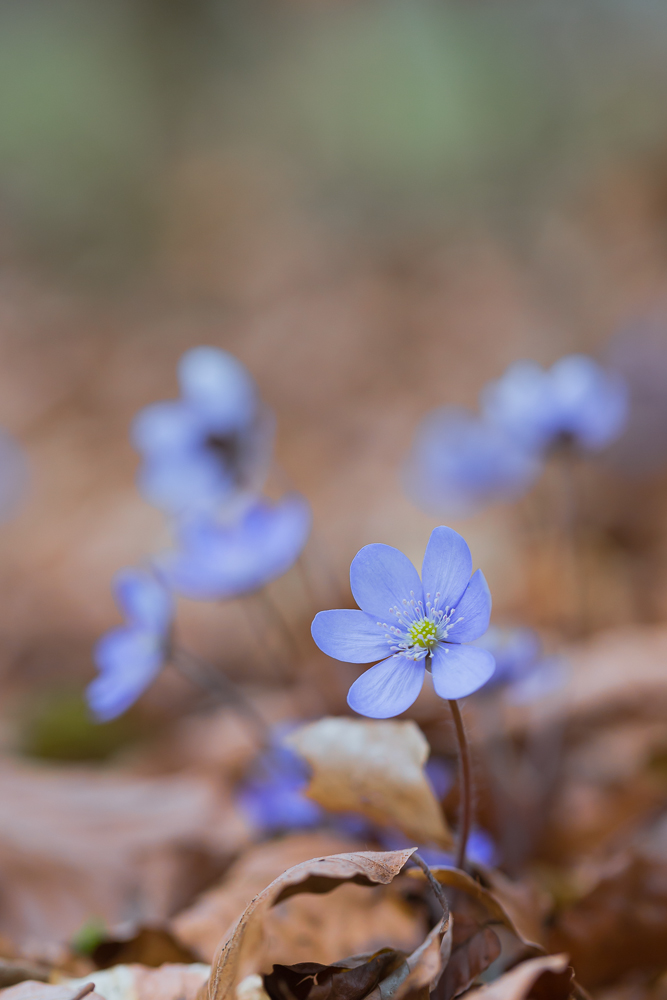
[406,868,543,952]
[172,834,425,966]
[0,963,50,990]
[436,928,501,1000]
[263,950,406,1000]
[235,977,269,1000]
[285,718,453,849]
[0,760,248,953]
[462,955,572,1000]
[205,848,417,1000]
[91,928,198,970]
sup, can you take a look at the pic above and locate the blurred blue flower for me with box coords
[312,526,495,719]
[473,625,566,703]
[0,430,29,522]
[403,406,541,517]
[237,744,322,835]
[380,827,497,868]
[132,347,274,516]
[87,568,173,721]
[481,355,628,453]
[160,493,312,601]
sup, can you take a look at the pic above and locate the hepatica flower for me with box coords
[481,354,628,454]
[160,493,312,601]
[132,347,274,516]
[237,745,322,835]
[87,568,173,721]
[403,406,541,517]
[312,527,495,718]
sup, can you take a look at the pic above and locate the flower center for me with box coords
[377,591,465,662]
[408,618,439,650]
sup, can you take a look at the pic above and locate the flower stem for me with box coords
[448,699,472,871]
[170,645,269,746]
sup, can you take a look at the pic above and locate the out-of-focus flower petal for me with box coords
[421,525,472,609]
[131,401,204,457]
[350,543,423,620]
[178,346,257,430]
[430,643,495,699]
[114,568,173,635]
[550,354,628,450]
[446,569,492,642]
[403,406,541,518]
[0,430,29,523]
[137,452,234,515]
[88,627,164,721]
[506,655,568,705]
[162,493,311,600]
[473,626,541,688]
[347,655,425,718]
[311,608,388,663]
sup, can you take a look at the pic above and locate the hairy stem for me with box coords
[448,699,472,871]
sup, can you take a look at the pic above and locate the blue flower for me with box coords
[87,568,173,721]
[132,347,274,516]
[0,430,29,522]
[237,745,323,835]
[403,406,541,517]
[159,493,312,601]
[473,625,566,703]
[481,355,628,453]
[311,526,495,719]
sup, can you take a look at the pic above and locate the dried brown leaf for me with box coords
[285,718,453,849]
[172,833,425,964]
[205,848,417,1000]
[436,928,501,1000]
[462,955,572,1000]
[406,868,543,952]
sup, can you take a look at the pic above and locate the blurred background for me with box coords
[2,0,667,986]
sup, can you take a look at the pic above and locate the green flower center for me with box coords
[408,618,439,650]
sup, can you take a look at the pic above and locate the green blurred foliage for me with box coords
[19,687,140,762]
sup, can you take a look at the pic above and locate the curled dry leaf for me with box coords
[172,833,425,965]
[285,718,453,849]
[406,867,543,953]
[462,955,572,1000]
[204,848,417,1000]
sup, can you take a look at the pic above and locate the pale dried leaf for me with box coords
[234,978,269,1000]
[205,848,417,1000]
[0,985,105,1000]
[285,718,453,849]
[64,964,210,1000]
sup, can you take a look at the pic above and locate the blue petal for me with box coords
[430,643,495,699]
[347,655,425,718]
[131,401,205,457]
[350,543,423,620]
[88,627,165,721]
[178,347,257,431]
[446,570,492,642]
[311,609,389,663]
[114,568,173,634]
[421,526,472,610]
[137,452,234,515]
[162,493,311,600]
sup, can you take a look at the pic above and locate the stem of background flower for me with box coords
[448,699,472,871]
[170,645,269,746]
[557,451,587,638]
[251,589,303,678]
